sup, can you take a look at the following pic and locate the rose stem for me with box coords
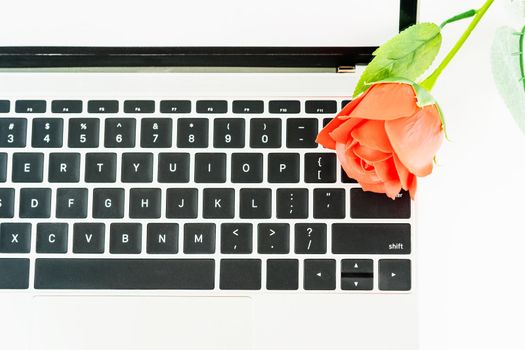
[420,0,495,91]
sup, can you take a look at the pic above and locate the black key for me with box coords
[305,153,337,183]
[68,118,100,148]
[231,153,263,183]
[213,118,245,148]
[32,118,64,147]
[0,223,31,253]
[305,100,337,114]
[110,223,142,254]
[51,100,82,113]
[239,188,271,219]
[0,118,27,147]
[177,118,209,148]
[341,259,373,291]
[194,153,226,183]
[166,188,198,218]
[140,118,173,148]
[36,223,68,254]
[220,259,261,290]
[183,223,216,254]
[266,259,298,290]
[341,100,352,109]
[0,188,15,218]
[158,153,190,183]
[379,259,411,291]
[121,153,153,183]
[73,223,105,254]
[0,100,10,113]
[269,100,300,114]
[196,100,227,114]
[221,223,252,254]
[0,153,6,182]
[104,118,136,148]
[350,188,411,219]
[48,153,81,183]
[304,259,336,290]
[258,224,289,254]
[0,259,29,289]
[147,223,178,254]
[12,153,44,182]
[313,188,345,219]
[286,118,318,148]
[341,169,358,183]
[294,223,327,254]
[56,188,88,218]
[160,100,191,114]
[35,259,215,290]
[332,223,411,254]
[203,188,235,219]
[250,119,281,148]
[276,188,308,219]
[129,188,161,219]
[124,100,155,113]
[19,188,51,218]
[92,188,125,218]
[85,153,117,183]
[232,100,264,114]
[87,100,118,114]
[268,153,299,183]
[323,118,332,127]
[15,100,46,113]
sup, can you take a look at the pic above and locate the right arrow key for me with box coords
[379,259,411,291]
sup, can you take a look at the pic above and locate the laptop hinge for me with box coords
[336,65,356,73]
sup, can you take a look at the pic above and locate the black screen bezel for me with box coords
[0,0,417,68]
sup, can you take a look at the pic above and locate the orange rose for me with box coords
[316,81,444,199]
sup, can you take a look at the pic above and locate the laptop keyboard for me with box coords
[0,98,412,292]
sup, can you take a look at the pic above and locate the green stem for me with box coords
[420,0,494,91]
[440,9,477,29]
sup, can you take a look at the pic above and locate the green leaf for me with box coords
[353,22,442,98]
[491,26,525,135]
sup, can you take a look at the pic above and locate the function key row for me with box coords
[0,222,410,257]
[0,100,352,114]
[0,117,322,148]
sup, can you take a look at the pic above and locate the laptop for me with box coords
[0,0,418,349]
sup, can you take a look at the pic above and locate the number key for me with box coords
[68,118,100,148]
[250,118,281,148]
[0,118,27,147]
[177,118,208,148]
[105,118,136,148]
[213,118,245,148]
[140,118,172,148]
[32,118,64,148]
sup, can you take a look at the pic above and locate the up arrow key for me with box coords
[354,263,359,269]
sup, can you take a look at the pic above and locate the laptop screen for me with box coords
[0,0,403,48]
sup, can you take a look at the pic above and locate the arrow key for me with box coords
[379,259,411,291]
[304,259,335,290]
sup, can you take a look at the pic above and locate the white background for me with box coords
[417,1,525,349]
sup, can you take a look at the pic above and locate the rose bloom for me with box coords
[316,82,444,199]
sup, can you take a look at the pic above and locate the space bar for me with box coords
[35,259,215,290]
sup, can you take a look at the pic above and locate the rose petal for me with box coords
[360,181,386,194]
[385,104,444,177]
[374,157,399,183]
[329,117,365,144]
[336,142,381,185]
[352,144,392,163]
[350,83,420,121]
[407,174,417,199]
[384,180,402,200]
[316,92,368,149]
[393,154,411,191]
[350,120,393,153]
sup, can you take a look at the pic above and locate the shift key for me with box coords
[332,223,411,254]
